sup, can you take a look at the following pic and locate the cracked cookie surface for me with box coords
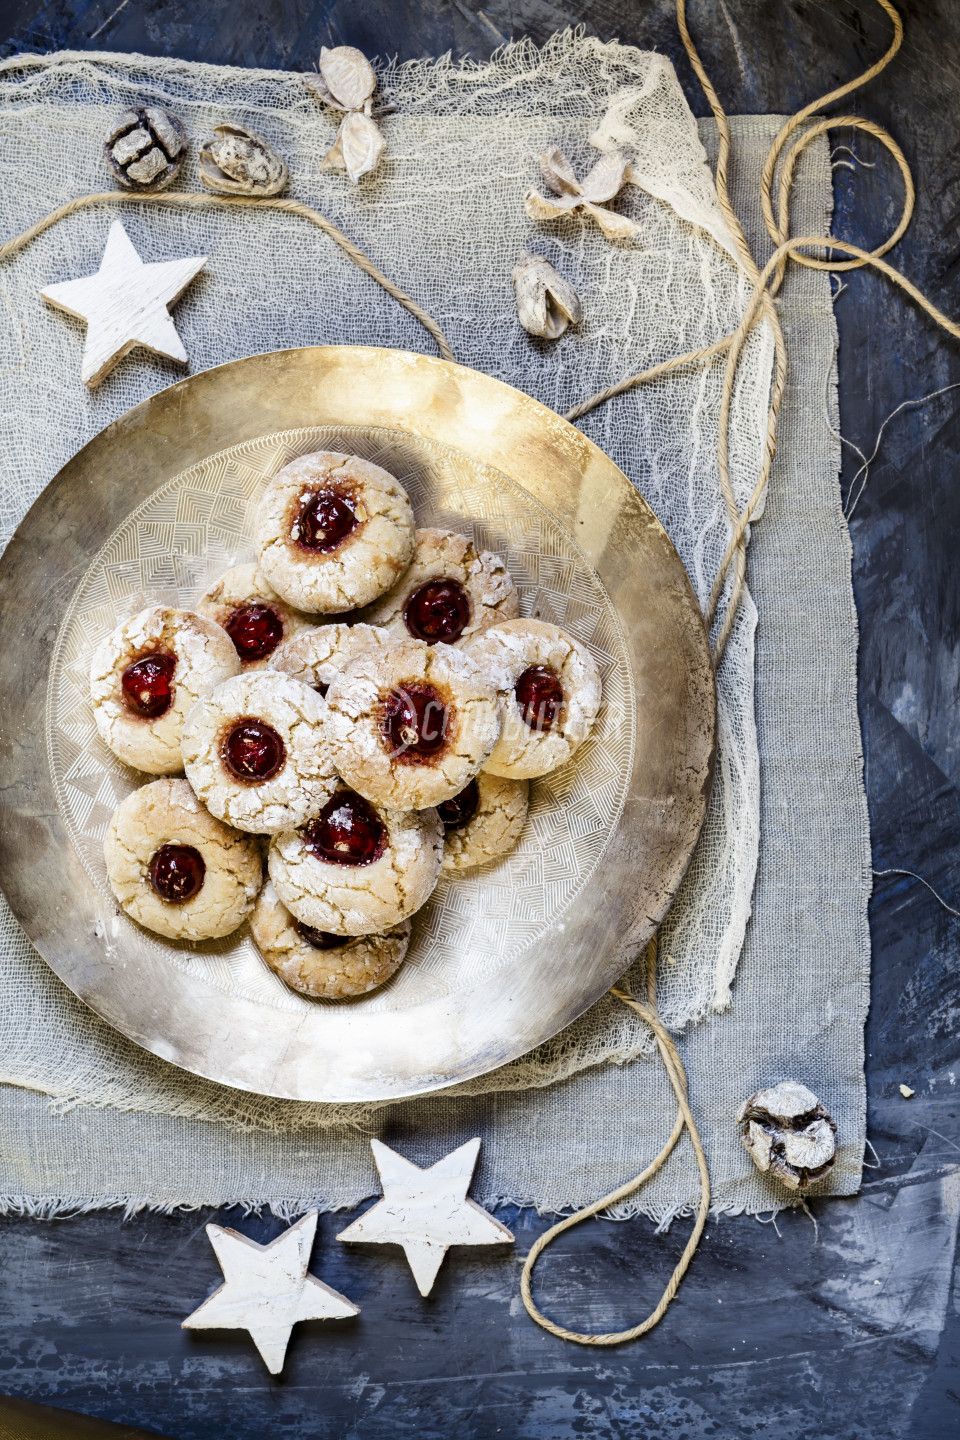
[360,527,518,646]
[90,606,239,775]
[255,451,415,613]
[251,879,410,999]
[325,638,501,810]
[182,671,336,833]
[269,621,393,697]
[104,777,262,940]
[197,562,315,669]
[465,618,601,778]
[268,785,443,935]
[439,772,529,871]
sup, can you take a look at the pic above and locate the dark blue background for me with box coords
[0,2,958,1437]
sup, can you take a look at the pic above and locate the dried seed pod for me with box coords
[737,1081,837,1191]
[318,45,377,111]
[198,123,288,197]
[525,143,639,241]
[320,111,386,184]
[103,107,187,192]
[512,252,582,340]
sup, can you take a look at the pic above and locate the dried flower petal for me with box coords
[539,145,581,196]
[526,144,638,241]
[513,252,582,340]
[582,201,640,240]
[319,45,377,111]
[524,189,584,222]
[304,73,340,109]
[198,123,288,196]
[578,149,630,204]
[321,111,386,183]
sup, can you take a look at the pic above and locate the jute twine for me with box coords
[0,0,953,1347]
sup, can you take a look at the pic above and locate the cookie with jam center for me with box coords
[464,618,601,778]
[197,562,315,670]
[104,778,262,941]
[255,451,415,613]
[268,785,443,936]
[251,879,410,999]
[90,606,239,775]
[360,527,518,646]
[181,670,336,833]
[324,638,501,810]
[437,771,529,871]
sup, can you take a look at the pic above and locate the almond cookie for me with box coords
[104,778,262,940]
[438,772,529,872]
[464,619,601,779]
[181,671,336,834]
[269,622,393,698]
[268,786,443,936]
[360,527,518,646]
[251,880,410,999]
[196,562,314,669]
[90,606,239,775]
[325,639,501,810]
[255,451,415,613]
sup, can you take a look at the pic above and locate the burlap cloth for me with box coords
[0,39,869,1220]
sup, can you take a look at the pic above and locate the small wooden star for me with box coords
[40,219,206,388]
[337,1138,514,1296]
[182,1210,358,1374]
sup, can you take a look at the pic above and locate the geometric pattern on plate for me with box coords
[46,425,634,1017]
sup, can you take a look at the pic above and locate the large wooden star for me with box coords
[40,219,206,388]
[337,1138,514,1296]
[182,1210,358,1374]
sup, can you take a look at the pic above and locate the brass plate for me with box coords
[0,347,715,1102]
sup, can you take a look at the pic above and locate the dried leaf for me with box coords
[578,149,629,204]
[321,111,385,183]
[539,145,580,196]
[512,251,582,339]
[319,44,377,111]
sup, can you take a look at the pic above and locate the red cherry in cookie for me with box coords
[515,665,564,732]
[295,490,359,553]
[305,790,388,867]
[224,603,284,663]
[147,843,206,903]
[381,683,449,760]
[436,779,480,831]
[403,578,471,643]
[121,652,176,720]
[221,717,287,782]
[297,921,350,951]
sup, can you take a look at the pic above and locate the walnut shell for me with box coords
[737,1081,837,1191]
[198,123,288,197]
[103,107,187,192]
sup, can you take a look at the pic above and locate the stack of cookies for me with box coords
[93,452,601,1002]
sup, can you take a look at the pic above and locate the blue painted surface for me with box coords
[0,2,959,1436]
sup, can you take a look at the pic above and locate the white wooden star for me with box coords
[337,1138,514,1296]
[40,219,206,388]
[182,1210,358,1374]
